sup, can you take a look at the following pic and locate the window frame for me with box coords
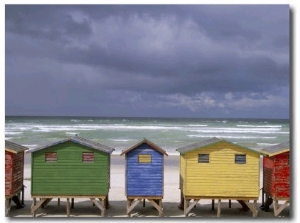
[82,152,95,163]
[198,154,210,163]
[235,154,246,164]
[138,154,152,164]
[45,152,57,162]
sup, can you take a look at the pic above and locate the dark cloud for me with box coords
[5,5,290,118]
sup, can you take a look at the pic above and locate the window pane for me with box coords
[83,152,94,163]
[45,152,57,162]
[198,154,209,163]
[235,154,246,164]
[138,154,151,163]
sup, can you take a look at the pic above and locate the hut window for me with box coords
[138,154,152,163]
[45,152,57,162]
[198,154,209,163]
[235,154,246,164]
[83,152,94,163]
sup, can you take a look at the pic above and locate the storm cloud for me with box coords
[5,5,290,118]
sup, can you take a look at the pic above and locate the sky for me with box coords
[5,4,290,119]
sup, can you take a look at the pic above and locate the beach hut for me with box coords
[176,137,262,217]
[27,135,114,217]
[120,138,168,217]
[260,141,290,216]
[5,140,29,216]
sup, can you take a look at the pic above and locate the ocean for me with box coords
[5,116,290,155]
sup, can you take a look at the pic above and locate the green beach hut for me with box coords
[28,135,114,217]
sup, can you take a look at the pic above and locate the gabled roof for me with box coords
[176,137,263,155]
[260,141,290,157]
[5,140,29,154]
[120,138,168,156]
[27,136,115,154]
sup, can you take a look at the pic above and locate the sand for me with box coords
[7,154,290,219]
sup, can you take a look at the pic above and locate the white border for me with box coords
[2,1,297,222]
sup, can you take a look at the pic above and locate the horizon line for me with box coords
[5,114,290,121]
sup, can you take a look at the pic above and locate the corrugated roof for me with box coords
[176,137,222,154]
[27,136,115,154]
[176,137,263,155]
[5,140,29,154]
[120,138,168,156]
[260,141,290,157]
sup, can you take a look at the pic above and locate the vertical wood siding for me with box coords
[126,143,163,196]
[263,156,275,196]
[12,152,24,194]
[5,151,24,197]
[5,152,13,196]
[31,141,110,196]
[182,141,260,198]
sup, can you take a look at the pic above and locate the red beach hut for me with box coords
[260,141,290,216]
[5,140,29,216]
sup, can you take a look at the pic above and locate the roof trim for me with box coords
[27,136,115,154]
[120,138,168,156]
[176,137,264,155]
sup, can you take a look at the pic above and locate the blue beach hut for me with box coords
[120,138,168,217]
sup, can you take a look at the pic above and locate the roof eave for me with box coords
[5,148,28,154]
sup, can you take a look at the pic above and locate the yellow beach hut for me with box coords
[176,137,262,217]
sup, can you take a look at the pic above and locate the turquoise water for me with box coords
[5,116,290,155]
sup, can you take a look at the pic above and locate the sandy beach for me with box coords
[7,154,290,219]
